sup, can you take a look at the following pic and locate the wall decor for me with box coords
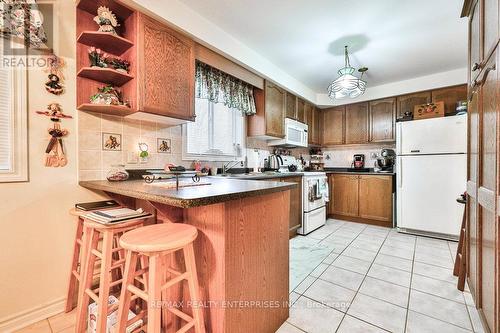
[413,101,445,120]
[36,103,72,167]
[44,54,66,95]
[102,133,122,151]
[94,6,120,35]
[138,142,149,162]
[157,138,171,153]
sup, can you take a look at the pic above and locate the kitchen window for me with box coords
[183,97,245,160]
[0,54,28,182]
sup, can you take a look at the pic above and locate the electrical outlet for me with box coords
[127,152,139,164]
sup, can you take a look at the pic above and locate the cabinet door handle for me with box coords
[472,62,481,71]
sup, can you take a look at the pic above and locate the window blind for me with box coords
[0,68,12,171]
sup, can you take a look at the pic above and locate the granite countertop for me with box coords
[323,167,395,176]
[215,172,304,180]
[79,177,297,208]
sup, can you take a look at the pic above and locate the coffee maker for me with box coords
[352,154,365,169]
[374,148,396,173]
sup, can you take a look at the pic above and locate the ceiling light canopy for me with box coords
[328,46,368,100]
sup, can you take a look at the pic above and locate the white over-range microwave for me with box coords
[268,118,308,148]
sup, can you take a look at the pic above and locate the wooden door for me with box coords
[305,102,314,145]
[431,85,468,116]
[322,106,345,145]
[332,174,359,217]
[478,49,498,333]
[396,91,431,118]
[297,99,305,123]
[345,103,369,144]
[285,92,297,120]
[358,175,393,224]
[285,176,302,237]
[264,82,285,138]
[137,14,195,120]
[469,0,481,83]
[483,0,498,60]
[369,98,396,142]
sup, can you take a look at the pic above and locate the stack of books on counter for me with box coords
[83,207,152,225]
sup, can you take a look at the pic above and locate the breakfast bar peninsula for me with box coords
[80,177,294,333]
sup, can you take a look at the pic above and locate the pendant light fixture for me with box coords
[327,46,368,100]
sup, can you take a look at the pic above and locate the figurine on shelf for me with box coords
[44,54,65,95]
[45,74,64,95]
[35,103,72,168]
[107,57,130,73]
[90,85,129,107]
[93,6,120,35]
[88,47,108,68]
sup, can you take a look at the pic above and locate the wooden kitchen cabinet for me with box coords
[396,91,431,118]
[358,175,393,222]
[329,173,393,227]
[305,103,320,145]
[284,176,303,237]
[248,80,286,138]
[137,13,195,120]
[322,106,345,145]
[331,174,359,217]
[345,102,369,144]
[285,91,297,120]
[431,85,467,115]
[297,98,306,123]
[369,98,396,142]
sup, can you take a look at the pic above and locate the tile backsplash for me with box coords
[323,144,396,168]
[78,112,308,180]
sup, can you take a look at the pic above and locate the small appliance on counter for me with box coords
[374,148,396,173]
[279,155,299,173]
[265,154,283,171]
[352,154,365,169]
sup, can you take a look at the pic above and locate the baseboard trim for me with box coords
[0,297,66,332]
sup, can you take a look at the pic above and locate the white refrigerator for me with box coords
[396,114,467,239]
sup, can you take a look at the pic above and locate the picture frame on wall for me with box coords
[102,133,122,151]
[157,138,171,153]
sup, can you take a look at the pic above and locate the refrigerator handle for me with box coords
[397,157,402,188]
[396,123,402,154]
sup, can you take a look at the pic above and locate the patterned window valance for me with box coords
[195,61,257,116]
[0,0,47,48]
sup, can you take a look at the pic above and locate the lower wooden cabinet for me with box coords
[260,176,302,238]
[328,173,393,227]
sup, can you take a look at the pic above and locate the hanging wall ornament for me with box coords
[44,54,66,95]
[36,103,72,168]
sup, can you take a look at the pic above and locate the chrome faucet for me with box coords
[222,160,242,175]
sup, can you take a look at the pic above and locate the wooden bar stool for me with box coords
[75,218,146,333]
[453,195,467,291]
[65,208,86,312]
[117,223,205,333]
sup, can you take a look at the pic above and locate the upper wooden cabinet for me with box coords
[248,81,285,139]
[137,14,195,120]
[285,92,297,120]
[322,106,345,145]
[431,85,467,115]
[296,99,306,123]
[483,0,498,58]
[305,102,320,145]
[369,98,396,142]
[396,91,431,118]
[345,102,369,144]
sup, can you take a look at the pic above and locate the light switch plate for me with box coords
[127,152,139,164]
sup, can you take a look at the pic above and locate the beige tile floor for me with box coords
[14,219,485,333]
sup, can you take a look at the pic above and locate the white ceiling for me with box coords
[177,0,467,93]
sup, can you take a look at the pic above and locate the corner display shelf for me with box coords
[77,67,134,86]
[77,31,134,55]
[77,103,135,116]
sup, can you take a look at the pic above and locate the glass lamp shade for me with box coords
[327,66,367,100]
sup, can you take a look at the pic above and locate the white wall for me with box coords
[0,1,104,330]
